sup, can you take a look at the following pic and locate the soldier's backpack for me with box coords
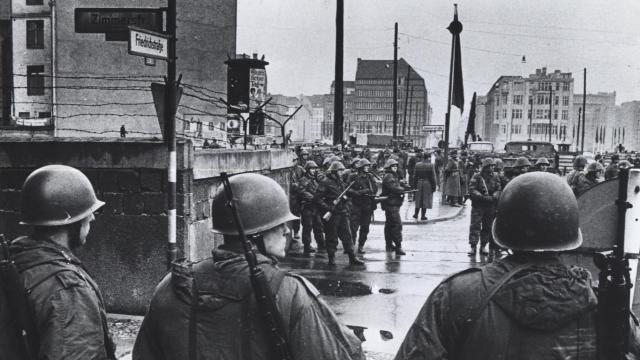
[0,234,37,360]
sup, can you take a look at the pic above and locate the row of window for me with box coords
[501,124,568,137]
[495,109,569,121]
[538,81,571,91]
[18,111,50,118]
[496,93,570,106]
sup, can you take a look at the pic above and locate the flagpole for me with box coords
[442,3,462,204]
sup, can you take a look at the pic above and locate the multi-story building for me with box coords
[480,68,574,149]
[264,94,314,144]
[572,92,617,153]
[0,1,10,125]
[306,94,325,142]
[9,0,236,139]
[322,80,355,139]
[617,101,640,151]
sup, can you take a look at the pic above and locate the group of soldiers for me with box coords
[287,145,414,265]
[3,157,640,359]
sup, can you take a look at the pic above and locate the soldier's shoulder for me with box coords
[283,272,321,299]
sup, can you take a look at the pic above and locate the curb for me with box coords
[371,204,465,225]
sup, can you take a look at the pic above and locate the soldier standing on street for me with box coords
[493,158,509,188]
[3,165,115,360]
[295,161,326,257]
[467,158,501,258]
[133,173,365,360]
[604,153,620,180]
[567,155,590,196]
[348,159,378,254]
[533,157,550,172]
[508,156,532,181]
[288,151,308,247]
[381,159,411,255]
[395,172,640,360]
[407,148,422,202]
[315,162,365,266]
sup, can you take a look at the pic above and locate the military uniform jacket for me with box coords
[132,249,364,360]
[394,253,640,360]
[295,172,320,209]
[468,171,502,207]
[567,170,592,196]
[347,172,378,209]
[315,173,352,215]
[381,170,406,208]
[7,236,115,360]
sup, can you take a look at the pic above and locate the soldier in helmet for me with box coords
[381,159,412,255]
[288,151,309,243]
[395,172,640,360]
[493,158,509,188]
[294,161,326,256]
[347,158,378,254]
[3,165,116,359]
[534,157,550,172]
[508,157,531,181]
[604,153,620,180]
[584,162,604,188]
[567,155,590,196]
[314,162,365,266]
[467,158,502,258]
[133,173,365,360]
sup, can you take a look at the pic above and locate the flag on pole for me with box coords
[464,92,476,145]
[448,7,464,113]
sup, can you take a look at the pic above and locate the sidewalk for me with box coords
[372,191,466,225]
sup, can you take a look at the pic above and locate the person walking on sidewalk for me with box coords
[381,159,412,255]
[467,158,502,257]
[412,152,437,221]
[444,150,463,206]
[347,158,378,254]
[315,162,365,266]
[295,161,326,257]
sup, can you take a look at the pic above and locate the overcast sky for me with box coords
[237,0,640,132]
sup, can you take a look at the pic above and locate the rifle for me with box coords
[0,235,37,360]
[594,167,633,360]
[322,180,356,222]
[220,173,293,360]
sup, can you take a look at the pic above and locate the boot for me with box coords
[348,252,365,266]
[303,245,312,258]
[357,245,366,254]
[316,246,327,254]
[467,245,477,256]
[328,252,336,266]
[385,244,396,252]
[395,247,406,256]
[412,209,419,219]
[420,208,428,220]
[479,245,489,255]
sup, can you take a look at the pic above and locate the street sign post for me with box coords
[128,26,169,60]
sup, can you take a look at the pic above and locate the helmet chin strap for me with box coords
[249,234,268,257]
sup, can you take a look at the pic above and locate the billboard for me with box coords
[249,68,267,103]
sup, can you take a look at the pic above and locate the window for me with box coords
[496,96,500,106]
[562,110,569,120]
[26,0,43,5]
[563,82,570,91]
[512,109,522,119]
[536,109,543,118]
[495,110,499,120]
[38,111,50,118]
[18,112,30,118]
[562,96,569,106]
[501,124,507,134]
[554,109,558,120]
[26,20,44,49]
[27,65,45,95]
[528,96,533,105]
[513,95,523,105]
[502,109,507,119]
[554,96,559,106]
[209,122,215,130]
[556,82,560,91]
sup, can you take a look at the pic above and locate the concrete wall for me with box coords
[0,138,294,314]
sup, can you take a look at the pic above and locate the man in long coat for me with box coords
[444,150,463,206]
[412,152,437,220]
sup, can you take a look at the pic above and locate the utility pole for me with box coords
[407,85,414,137]
[333,0,344,147]
[582,70,588,152]
[527,85,533,140]
[576,107,582,151]
[166,0,177,268]
[548,88,553,142]
[392,22,398,139]
[402,65,411,136]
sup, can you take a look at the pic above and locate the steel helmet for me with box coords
[20,165,105,226]
[514,157,532,167]
[535,157,550,166]
[618,160,632,170]
[573,155,588,169]
[492,172,582,251]
[481,158,495,168]
[322,156,336,167]
[299,149,310,156]
[357,158,371,168]
[328,161,346,172]
[586,162,604,173]
[304,160,318,170]
[211,173,298,236]
[350,158,360,167]
[493,158,504,170]
[384,159,399,168]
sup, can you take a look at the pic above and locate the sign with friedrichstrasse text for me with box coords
[128,27,169,60]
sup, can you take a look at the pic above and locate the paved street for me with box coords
[110,200,482,359]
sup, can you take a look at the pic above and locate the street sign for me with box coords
[422,125,444,133]
[151,82,183,140]
[128,27,169,60]
[75,8,163,41]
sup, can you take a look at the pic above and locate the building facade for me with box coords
[321,80,355,139]
[572,92,617,153]
[9,0,236,139]
[617,101,640,151]
[0,1,10,125]
[480,68,574,150]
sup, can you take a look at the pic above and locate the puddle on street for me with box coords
[307,278,373,297]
